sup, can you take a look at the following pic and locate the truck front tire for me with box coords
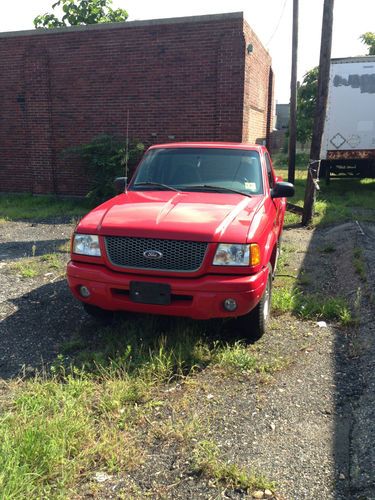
[236,264,272,340]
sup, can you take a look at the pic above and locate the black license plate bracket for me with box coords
[130,281,171,305]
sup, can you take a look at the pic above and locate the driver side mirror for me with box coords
[114,177,126,194]
[271,181,295,198]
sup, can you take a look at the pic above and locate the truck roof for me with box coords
[148,142,265,152]
[331,55,375,64]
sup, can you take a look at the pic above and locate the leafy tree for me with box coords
[296,67,318,144]
[360,32,375,55]
[34,0,128,29]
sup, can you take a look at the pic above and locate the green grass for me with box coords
[10,253,66,279]
[353,247,367,282]
[40,253,62,268]
[320,244,336,254]
[271,153,371,327]
[297,294,352,324]
[0,194,90,221]
[151,415,203,444]
[272,238,353,325]
[192,440,275,493]
[0,373,144,498]
[272,153,375,226]
[1,319,205,497]
[61,317,213,377]
[0,314,287,497]
[272,285,352,325]
[1,318,212,495]
[272,287,296,313]
[214,342,257,372]
[12,264,39,278]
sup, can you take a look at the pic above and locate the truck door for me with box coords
[265,152,282,235]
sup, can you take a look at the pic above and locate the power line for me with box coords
[266,0,289,46]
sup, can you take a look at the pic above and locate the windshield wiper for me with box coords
[183,184,252,197]
[132,182,180,192]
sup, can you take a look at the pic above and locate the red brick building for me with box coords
[0,12,273,196]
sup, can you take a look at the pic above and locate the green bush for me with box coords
[68,134,144,204]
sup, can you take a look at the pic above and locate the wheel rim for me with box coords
[263,280,271,322]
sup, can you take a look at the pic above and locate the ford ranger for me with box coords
[67,142,294,337]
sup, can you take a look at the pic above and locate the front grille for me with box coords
[105,236,208,272]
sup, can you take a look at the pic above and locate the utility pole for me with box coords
[288,0,298,184]
[302,0,334,225]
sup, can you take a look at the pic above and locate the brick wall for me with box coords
[0,13,273,195]
[242,20,274,144]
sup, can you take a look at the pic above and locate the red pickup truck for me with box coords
[67,142,294,337]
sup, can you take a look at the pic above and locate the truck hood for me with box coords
[78,191,264,243]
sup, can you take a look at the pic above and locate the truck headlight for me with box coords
[213,244,250,266]
[212,243,260,266]
[73,234,101,257]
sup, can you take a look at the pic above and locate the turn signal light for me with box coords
[250,244,261,266]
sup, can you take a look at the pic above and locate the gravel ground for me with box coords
[0,219,86,377]
[0,218,375,499]
[349,222,375,499]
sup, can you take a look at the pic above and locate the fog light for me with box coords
[223,298,237,311]
[79,285,91,298]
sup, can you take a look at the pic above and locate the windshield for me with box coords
[130,148,263,195]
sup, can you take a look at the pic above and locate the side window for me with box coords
[264,153,274,189]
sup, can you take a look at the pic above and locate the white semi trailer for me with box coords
[320,56,375,181]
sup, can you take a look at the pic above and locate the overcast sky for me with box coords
[1,0,374,102]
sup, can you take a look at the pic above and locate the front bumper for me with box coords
[67,261,269,320]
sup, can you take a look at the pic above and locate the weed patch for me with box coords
[272,285,352,325]
[10,262,39,278]
[353,247,367,282]
[0,194,89,221]
[320,244,336,254]
[56,240,71,253]
[40,253,62,268]
[10,253,66,279]
[0,311,290,496]
[0,374,144,498]
[214,342,257,372]
[192,440,275,492]
[151,415,203,444]
[272,287,296,313]
[273,153,375,227]
[0,317,220,496]
[297,294,352,324]
[62,318,214,379]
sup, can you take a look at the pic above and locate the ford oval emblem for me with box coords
[143,249,163,259]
